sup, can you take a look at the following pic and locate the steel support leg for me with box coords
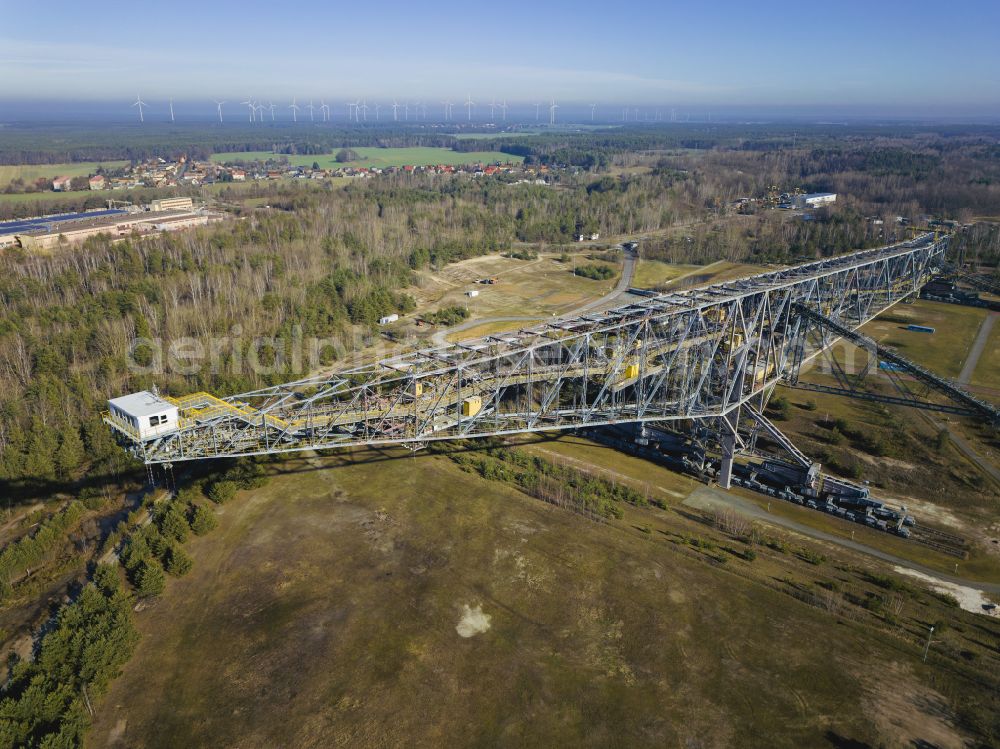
[719,431,736,489]
[718,407,740,490]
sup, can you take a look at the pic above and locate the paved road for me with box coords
[568,245,638,314]
[958,311,996,384]
[431,247,638,346]
[683,486,1000,595]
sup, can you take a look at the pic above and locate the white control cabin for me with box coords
[107,391,179,439]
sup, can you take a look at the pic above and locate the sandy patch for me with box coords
[492,548,550,589]
[879,494,965,529]
[892,566,997,616]
[858,660,967,749]
[106,718,128,747]
[456,604,492,638]
[856,453,919,472]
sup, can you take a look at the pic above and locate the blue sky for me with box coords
[1,0,998,115]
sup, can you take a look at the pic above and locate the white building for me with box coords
[465,290,479,297]
[150,197,194,212]
[800,193,837,208]
[107,391,179,439]
[379,313,400,325]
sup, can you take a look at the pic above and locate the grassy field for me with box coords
[523,431,1000,581]
[210,147,523,170]
[971,312,999,390]
[678,260,767,286]
[631,260,700,289]
[779,295,1000,571]
[0,161,128,187]
[631,258,769,293]
[859,299,988,379]
[87,447,996,748]
[661,260,766,291]
[516,434,701,504]
[0,190,87,207]
[770,381,999,540]
[446,319,544,342]
[411,251,620,334]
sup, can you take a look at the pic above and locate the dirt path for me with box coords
[958,311,996,384]
[0,502,43,543]
[534,446,997,598]
[682,486,1000,596]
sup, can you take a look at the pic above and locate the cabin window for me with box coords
[148,414,167,427]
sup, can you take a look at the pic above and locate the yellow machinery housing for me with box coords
[462,396,482,417]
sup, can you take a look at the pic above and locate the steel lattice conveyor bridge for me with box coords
[106,234,958,477]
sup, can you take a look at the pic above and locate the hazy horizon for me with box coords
[2,0,998,120]
[2,100,1000,126]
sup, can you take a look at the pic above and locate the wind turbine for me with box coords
[392,99,399,121]
[500,99,507,121]
[590,103,597,121]
[169,99,175,123]
[132,94,148,123]
[255,102,267,122]
[464,94,475,121]
[360,98,368,121]
[490,97,496,120]
[374,102,381,121]
[268,101,277,122]
[442,101,452,120]
[306,99,315,122]
[404,102,409,121]
[321,100,330,122]
[289,97,300,122]
[534,102,540,121]
[241,97,255,123]
[214,100,226,123]
[549,99,558,125]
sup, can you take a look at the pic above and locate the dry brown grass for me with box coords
[88,446,996,748]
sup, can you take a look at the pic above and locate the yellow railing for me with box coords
[102,410,140,440]
[165,392,290,431]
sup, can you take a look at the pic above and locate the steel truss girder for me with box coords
[111,235,951,464]
[790,302,1000,426]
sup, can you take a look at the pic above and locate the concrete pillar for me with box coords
[719,431,736,489]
